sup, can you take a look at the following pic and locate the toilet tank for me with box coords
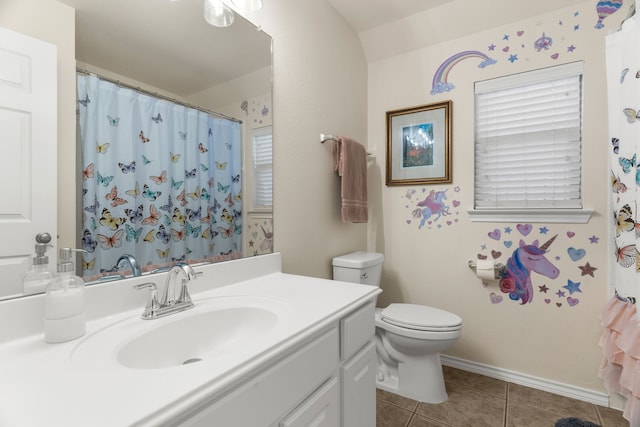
[332,252,384,287]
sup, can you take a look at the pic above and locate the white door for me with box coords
[0,26,57,299]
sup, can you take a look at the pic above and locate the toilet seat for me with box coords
[380,304,462,332]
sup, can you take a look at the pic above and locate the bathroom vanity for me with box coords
[0,253,380,426]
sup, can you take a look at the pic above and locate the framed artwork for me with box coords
[386,101,452,186]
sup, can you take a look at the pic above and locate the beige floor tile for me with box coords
[596,405,629,426]
[443,366,508,398]
[377,400,414,427]
[507,383,600,424]
[415,384,506,427]
[506,399,574,427]
[377,388,420,412]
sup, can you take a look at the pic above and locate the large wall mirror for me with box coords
[6,0,272,300]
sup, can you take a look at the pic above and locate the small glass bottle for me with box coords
[23,233,54,296]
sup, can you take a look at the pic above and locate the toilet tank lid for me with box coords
[332,251,384,268]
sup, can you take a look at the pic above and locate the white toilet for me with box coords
[332,251,462,403]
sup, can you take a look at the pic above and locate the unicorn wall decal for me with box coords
[499,235,560,304]
[411,189,450,228]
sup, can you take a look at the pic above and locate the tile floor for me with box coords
[376,366,629,427]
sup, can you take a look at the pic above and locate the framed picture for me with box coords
[386,101,452,186]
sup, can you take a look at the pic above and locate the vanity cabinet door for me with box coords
[279,376,340,427]
[342,340,376,427]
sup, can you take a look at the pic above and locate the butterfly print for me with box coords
[125,204,144,224]
[611,171,628,194]
[186,222,201,238]
[187,186,200,200]
[105,186,128,207]
[78,94,90,107]
[215,161,227,170]
[156,248,169,259]
[151,113,163,123]
[172,207,186,226]
[170,152,181,163]
[82,229,98,253]
[150,170,167,184]
[623,108,640,123]
[159,197,173,212]
[125,224,142,243]
[96,143,110,154]
[612,138,620,154]
[616,204,635,237]
[156,224,171,244]
[178,131,187,141]
[200,188,211,202]
[82,163,95,181]
[218,182,230,193]
[84,196,100,214]
[143,229,155,243]
[232,174,240,183]
[616,243,636,268]
[217,226,233,238]
[224,192,234,208]
[171,177,184,190]
[221,208,234,224]
[139,131,150,143]
[619,154,636,173]
[185,168,197,179]
[126,182,141,198]
[198,142,208,153]
[200,163,209,172]
[82,257,96,271]
[107,115,119,127]
[97,173,114,187]
[186,207,201,222]
[96,229,124,250]
[142,204,160,225]
[142,184,162,201]
[176,190,187,207]
[142,155,151,165]
[171,227,185,241]
[118,161,135,174]
[99,208,126,231]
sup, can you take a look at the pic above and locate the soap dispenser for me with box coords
[23,233,55,296]
[44,248,86,343]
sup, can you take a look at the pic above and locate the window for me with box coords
[252,126,273,210]
[471,62,591,223]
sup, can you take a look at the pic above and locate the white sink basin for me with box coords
[71,295,295,370]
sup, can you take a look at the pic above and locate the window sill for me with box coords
[466,208,594,224]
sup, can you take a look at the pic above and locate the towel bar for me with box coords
[320,133,374,157]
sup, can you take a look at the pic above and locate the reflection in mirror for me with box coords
[6,0,273,299]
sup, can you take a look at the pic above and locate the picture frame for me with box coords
[386,101,452,186]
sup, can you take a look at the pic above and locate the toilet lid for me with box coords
[380,304,462,331]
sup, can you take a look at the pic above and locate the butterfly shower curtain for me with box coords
[77,74,242,281]
[600,6,640,424]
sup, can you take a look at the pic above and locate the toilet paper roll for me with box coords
[475,259,496,281]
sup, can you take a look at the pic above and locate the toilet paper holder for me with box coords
[467,260,506,280]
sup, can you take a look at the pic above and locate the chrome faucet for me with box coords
[133,262,201,319]
[117,254,142,278]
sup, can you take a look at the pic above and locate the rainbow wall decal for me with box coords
[431,50,497,95]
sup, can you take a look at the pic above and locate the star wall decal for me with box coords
[589,235,599,244]
[563,280,582,295]
[579,262,597,277]
[539,284,549,293]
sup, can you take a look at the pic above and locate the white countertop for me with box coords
[0,254,379,426]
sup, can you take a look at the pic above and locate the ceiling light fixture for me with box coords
[204,0,235,27]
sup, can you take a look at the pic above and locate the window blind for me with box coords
[253,130,273,208]
[474,62,583,209]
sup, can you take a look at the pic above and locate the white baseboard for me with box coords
[441,354,610,407]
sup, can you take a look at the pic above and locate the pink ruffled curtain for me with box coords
[599,297,640,424]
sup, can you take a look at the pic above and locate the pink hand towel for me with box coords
[333,136,368,223]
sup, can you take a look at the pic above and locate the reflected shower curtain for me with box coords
[601,5,640,424]
[77,75,242,281]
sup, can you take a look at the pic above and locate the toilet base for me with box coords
[375,352,448,404]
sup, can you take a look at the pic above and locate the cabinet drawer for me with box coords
[340,302,375,361]
[180,327,339,427]
[279,376,340,427]
[342,341,376,427]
